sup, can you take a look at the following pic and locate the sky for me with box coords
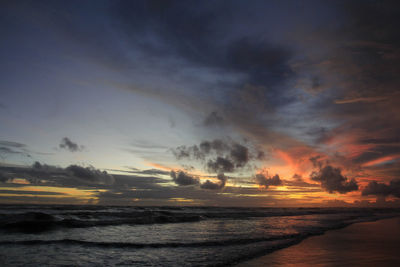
[1,0,400,207]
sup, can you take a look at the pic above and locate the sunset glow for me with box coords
[0,0,400,208]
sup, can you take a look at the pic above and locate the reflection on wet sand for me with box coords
[239,217,400,267]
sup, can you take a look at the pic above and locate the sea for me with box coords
[0,205,399,266]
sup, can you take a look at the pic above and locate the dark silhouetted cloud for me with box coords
[229,143,249,168]
[3,0,400,206]
[59,137,84,152]
[200,173,227,190]
[311,165,358,194]
[207,157,234,173]
[170,170,199,186]
[173,139,261,174]
[362,179,400,198]
[66,165,114,185]
[255,173,282,189]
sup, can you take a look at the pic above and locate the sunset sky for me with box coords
[1,0,400,206]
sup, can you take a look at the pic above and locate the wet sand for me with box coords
[238,217,400,267]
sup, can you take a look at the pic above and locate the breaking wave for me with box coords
[0,207,399,233]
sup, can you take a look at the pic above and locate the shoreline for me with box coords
[236,216,400,266]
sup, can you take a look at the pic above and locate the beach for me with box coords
[238,216,400,267]
[1,206,400,266]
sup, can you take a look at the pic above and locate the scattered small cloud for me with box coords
[170,170,199,186]
[172,139,262,174]
[310,165,358,194]
[207,157,235,173]
[255,173,282,189]
[200,173,227,190]
[59,137,84,152]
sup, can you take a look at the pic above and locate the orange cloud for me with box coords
[334,96,387,104]
[362,154,400,167]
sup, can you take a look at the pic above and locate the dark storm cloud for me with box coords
[36,0,297,123]
[226,38,293,87]
[170,170,199,186]
[200,173,227,190]
[3,0,299,167]
[255,173,282,189]
[59,137,84,152]
[297,0,400,99]
[362,179,400,198]
[173,139,260,173]
[292,0,400,173]
[3,0,400,206]
[8,0,295,98]
[310,165,358,194]
[114,0,294,87]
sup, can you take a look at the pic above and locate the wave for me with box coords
[1,207,399,233]
[1,213,399,267]
[0,234,304,248]
[2,215,397,249]
[0,212,203,233]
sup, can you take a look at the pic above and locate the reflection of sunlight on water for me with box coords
[1,207,399,266]
[240,217,400,267]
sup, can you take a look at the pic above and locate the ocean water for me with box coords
[0,205,399,266]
